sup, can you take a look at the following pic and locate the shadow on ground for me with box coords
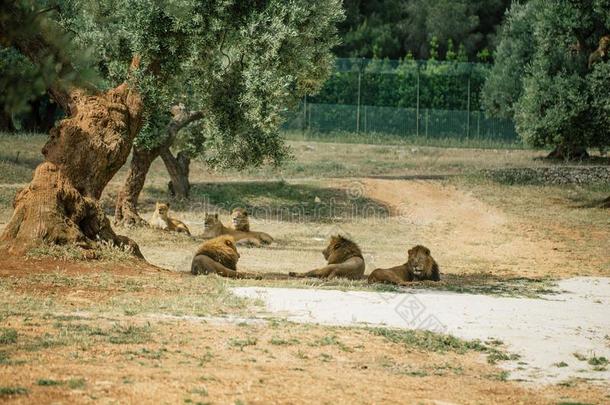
[145,180,392,222]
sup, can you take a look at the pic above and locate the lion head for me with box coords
[204,213,221,231]
[194,235,239,270]
[231,208,250,232]
[323,235,363,264]
[407,245,439,280]
[155,202,170,218]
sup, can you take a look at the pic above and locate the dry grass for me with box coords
[0,133,609,403]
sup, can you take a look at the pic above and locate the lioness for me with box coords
[191,235,260,279]
[149,202,190,235]
[202,213,269,247]
[289,235,365,280]
[368,245,440,285]
[231,208,273,244]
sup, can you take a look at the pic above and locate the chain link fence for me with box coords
[283,58,519,145]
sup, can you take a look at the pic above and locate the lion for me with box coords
[202,213,270,247]
[231,208,273,244]
[149,202,190,235]
[191,235,260,279]
[369,245,440,285]
[289,235,365,280]
[589,35,610,68]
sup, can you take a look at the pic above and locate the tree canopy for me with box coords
[2,0,343,167]
[335,0,510,61]
[483,0,610,158]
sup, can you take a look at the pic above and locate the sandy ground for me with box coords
[233,277,610,387]
[131,177,607,279]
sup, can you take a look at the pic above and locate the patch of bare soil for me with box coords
[355,178,603,278]
[1,317,607,404]
[0,256,164,278]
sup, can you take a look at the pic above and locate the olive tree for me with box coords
[0,0,343,256]
[483,0,610,161]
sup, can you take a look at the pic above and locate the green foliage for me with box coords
[313,58,490,111]
[3,0,343,170]
[0,48,45,115]
[0,1,98,117]
[482,1,536,119]
[484,0,610,154]
[336,0,510,61]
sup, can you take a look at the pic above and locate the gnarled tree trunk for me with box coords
[547,144,589,160]
[0,81,144,257]
[114,145,163,227]
[161,148,191,199]
[114,109,204,225]
[601,196,610,208]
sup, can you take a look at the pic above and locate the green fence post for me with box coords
[364,106,367,133]
[466,74,471,139]
[425,108,429,138]
[416,63,420,137]
[307,102,311,132]
[303,95,307,135]
[356,58,363,133]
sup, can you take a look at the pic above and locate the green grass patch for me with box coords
[0,328,18,344]
[369,327,518,364]
[229,272,558,299]
[0,272,252,319]
[269,337,300,346]
[228,337,257,351]
[283,130,526,150]
[311,335,352,352]
[0,386,29,396]
[37,379,63,386]
[67,378,86,390]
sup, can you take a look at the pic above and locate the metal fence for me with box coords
[284,103,517,142]
[283,58,519,143]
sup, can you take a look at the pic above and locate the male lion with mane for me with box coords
[368,245,440,286]
[191,235,260,279]
[289,235,365,280]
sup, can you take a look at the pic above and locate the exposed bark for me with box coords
[601,196,610,208]
[161,148,191,199]
[114,145,163,227]
[0,73,144,257]
[547,144,589,160]
[114,109,204,225]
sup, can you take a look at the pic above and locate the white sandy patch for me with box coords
[232,277,610,386]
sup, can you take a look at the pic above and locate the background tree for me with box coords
[483,0,610,161]
[481,1,536,119]
[110,0,343,224]
[0,0,342,256]
[335,0,510,61]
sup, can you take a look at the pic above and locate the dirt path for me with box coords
[344,178,583,277]
[233,277,610,387]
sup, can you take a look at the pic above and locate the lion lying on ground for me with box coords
[191,235,260,279]
[368,245,440,286]
[289,235,365,280]
[231,208,273,244]
[202,213,271,247]
[149,202,190,235]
